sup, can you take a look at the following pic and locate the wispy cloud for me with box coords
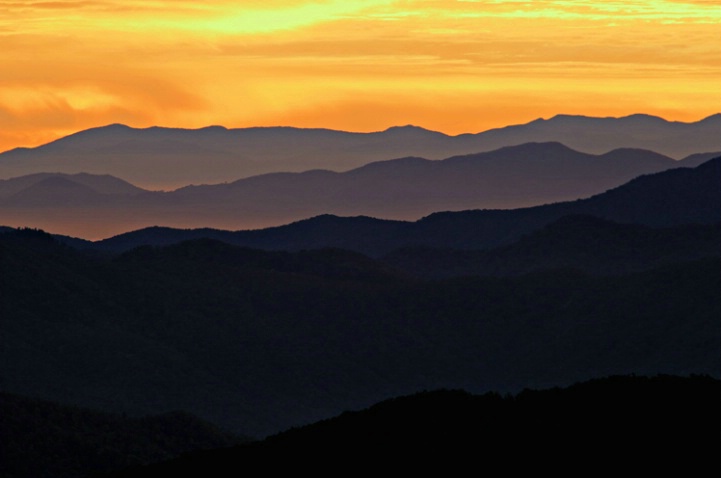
[0,0,719,151]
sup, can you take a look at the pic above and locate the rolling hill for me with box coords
[92,155,721,255]
[1,227,718,438]
[0,143,710,240]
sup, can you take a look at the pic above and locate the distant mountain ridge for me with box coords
[0,172,145,198]
[90,156,721,255]
[0,143,712,239]
[1,113,718,189]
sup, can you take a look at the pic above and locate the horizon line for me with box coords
[3,112,720,155]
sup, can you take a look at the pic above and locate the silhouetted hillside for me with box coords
[1,230,718,437]
[93,156,721,255]
[0,392,245,478]
[102,375,721,475]
[382,216,721,278]
[119,239,406,283]
[94,215,407,255]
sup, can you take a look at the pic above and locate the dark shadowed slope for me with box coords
[2,228,719,437]
[1,114,718,188]
[104,375,721,475]
[88,216,409,255]
[94,156,721,255]
[382,216,721,278]
[0,391,245,478]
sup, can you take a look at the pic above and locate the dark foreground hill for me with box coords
[93,155,721,255]
[1,228,719,437]
[382,216,721,278]
[104,375,721,475]
[0,392,245,478]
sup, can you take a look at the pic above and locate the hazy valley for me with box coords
[1,114,719,190]
[1,139,718,240]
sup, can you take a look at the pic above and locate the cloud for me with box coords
[0,0,719,151]
[0,73,208,151]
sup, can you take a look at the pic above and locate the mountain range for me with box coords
[1,113,720,470]
[2,225,718,439]
[85,156,721,255]
[1,143,716,239]
[1,114,719,189]
[2,159,719,439]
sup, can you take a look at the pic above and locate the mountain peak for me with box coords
[618,113,667,123]
[385,124,424,130]
[61,123,135,141]
[382,124,439,135]
[92,123,135,133]
[547,114,589,121]
[498,141,577,153]
[543,113,669,123]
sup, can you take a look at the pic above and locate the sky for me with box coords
[1,0,720,153]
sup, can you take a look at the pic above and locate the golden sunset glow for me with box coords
[1,0,720,152]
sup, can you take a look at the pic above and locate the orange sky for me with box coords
[1,0,720,153]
